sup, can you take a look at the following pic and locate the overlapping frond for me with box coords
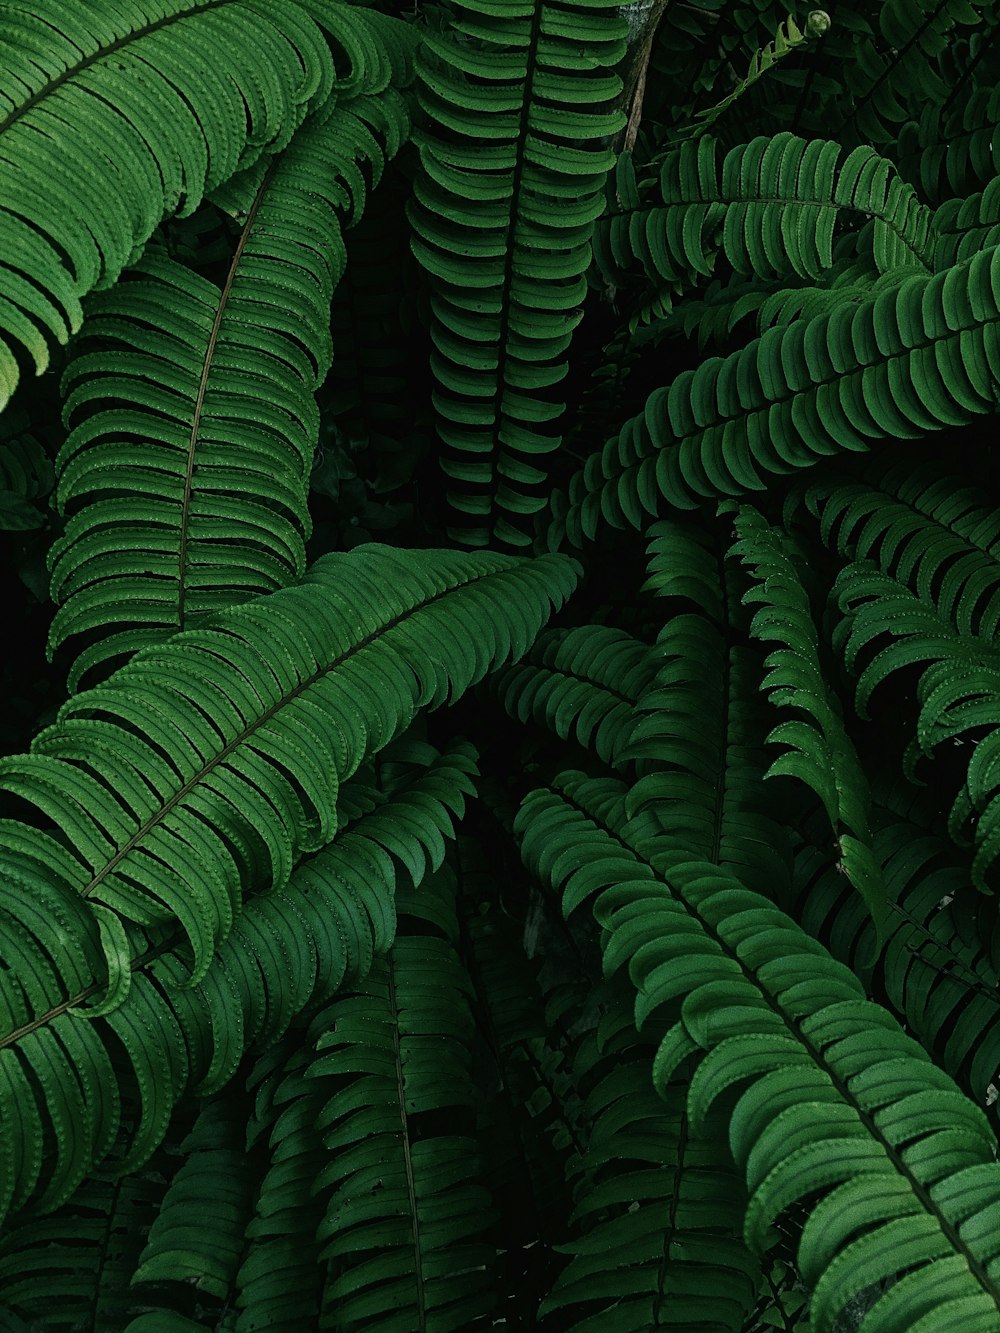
[0,548,576,1224]
[516,772,1000,1332]
[0,739,477,1241]
[408,0,627,547]
[732,506,884,927]
[834,561,1000,888]
[623,519,791,898]
[792,793,1000,1113]
[49,89,410,687]
[547,244,1000,549]
[491,626,656,771]
[0,0,343,411]
[598,132,929,301]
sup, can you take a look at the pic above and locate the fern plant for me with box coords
[3,0,1000,1329]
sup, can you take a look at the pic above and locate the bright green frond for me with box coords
[50,89,410,687]
[0,550,575,1223]
[0,0,339,412]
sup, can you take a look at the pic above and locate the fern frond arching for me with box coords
[0,0,342,412]
[732,506,885,928]
[491,625,657,771]
[408,0,627,547]
[0,550,575,1224]
[50,90,410,688]
[791,791,1000,1116]
[599,132,930,298]
[516,772,1000,1332]
[0,739,477,1239]
[548,244,1000,549]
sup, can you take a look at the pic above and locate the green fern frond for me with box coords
[933,177,1000,268]
[0,550,575,1224]
[540,975,762,1332]
[548,244,1000,548]
[792,794,1000,1113]
[675,13,831,143]
[840,0,991,147]
[834,561,1000,889]
[0,1168,163,1328]
[300,863,498,1331]
[128,1093,255,1317]
[491,626,657,771]
[0,0,342,412]
[732,506,885,930]
[599,132,931,299]
[623,602,791,899]
[802,459,1000,636]
[517,772,1000,1332]
[50,90,410,688]
[408,0,627,547]
[897,74,1000,202]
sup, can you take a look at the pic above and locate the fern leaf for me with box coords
[540,975,762,1332]
[129,1093,255,1311]
[50,90,410,687]
[549,245,1000,548]
[491,625,657,770]
[0,551,575,1223]
[802,458,1000,636]
[792,792,1000,1115]
[408,0,627,547]
[732,506,885,930]
[517,773,1000,1332]
[301,864,498,1331]
[0,0,342,411]
[608,126,932,291]
[834,561,1000,888]
[0,1170,163,1328]
[624,520,792,899]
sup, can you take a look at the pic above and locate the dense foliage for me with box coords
[1,0,1000,1329]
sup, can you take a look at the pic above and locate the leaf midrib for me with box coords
[0,0,238,141]
[176,159,277,625]
[549,782,1000,1311]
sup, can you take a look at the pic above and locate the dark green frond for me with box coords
[408,0,627,547]
[491,625,657,770]
[732,506,884,928]
[597,133,931,301]
[303,864,498,1331]
[834,560,1000,888]
[516,772,1000,1332]
[792,793,1000,1114]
